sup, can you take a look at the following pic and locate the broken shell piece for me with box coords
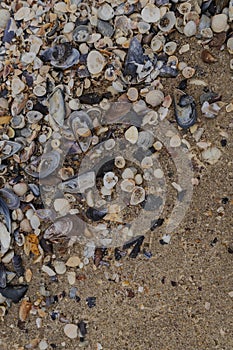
[125,126,138,144]
[141,156,153,169]
[54,198,71,216]
[39,151,61,179]
[19,299,32,322]
[0,140,22,160]
[170,135,181,147]
[87,50,105,75]
[130,186,145,205]
[183,21,197,37]
[202,147,222,165]
[141,4,160,23]
[11,78,25,97]
[0,223,11,257]
[201,49,217,63]
[73,25,90,43]
[103,172,118,190]
[201,101,222,118]
[59,172,95,194]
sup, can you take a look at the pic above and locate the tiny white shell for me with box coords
[125,126,138,144]
[130,186,145,205]
[103,172,118,190]
[87,50,105,75]
[141,4,160,23]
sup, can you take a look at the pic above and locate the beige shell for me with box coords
[87,50,105,75]
[151,36,165,52]
[125,126,138,144]
[211,14,228,33]
[145,90,164,107]
[141,4,160,23]
[130,186,145,205]
[19,299,32,322]
[227,37,233,54]
[120,179,135,193]
[115,156,126,169]
[163,41,177,56]
[177,2,192,15]
[182,66,195,79]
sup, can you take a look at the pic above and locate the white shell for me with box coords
[64,324,78,339]
[201,147,222,165]
[183,20,197,37]
[103,172,118,190]
[141,4,160,23]
[182,66,195,79]
[170,135,181,148]
[0,9,10,29]
[53,260,67,275]
[145,90,164,107]
[141,156,153,169]
[0,223,11,257]
[33,85,46,97]
[158,12,176,32]
[177,2,192,15]
[11,78,25,97]
[151,34,165,52]
[87,50,105,75]
[211,14,228,33]
[54,198,71,215]
[130,187,145,205]
[125,126,138,144]
[97,3,115,21]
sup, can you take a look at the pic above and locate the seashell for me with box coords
[174,89,197,129]
[141,4,160,23]
[130,186,145,205]
[26,110,43,124]
[39,150,61,179]
[0,223,11,257]
[0,263,7,288]
[183,20,197,37]
[177,2,192,15]
[0,284,28,303]
[97,3,115,21]
[137,131,154,149]
[211,14,228,33]
[86,207,108,221]
[97,19,114,38]
[125,126,138,144]
[230,58,233,71]
[87,50,105,75]
[202,147,221,165]
[69,110,93,152]
[115,156,125,169]
[103,172,118,190]
[0,197,11,233]
[229,0,233,22]
[120,179,135,192]
[158,11,176,32]
[13,229,25,246]
[73,25,90,42]
[41,43,80,69]
[145,90,164,107]
[227,37,233,55]
[3,18,17,43]
[11,77,25,97]
[0,9,10,29]
[138,21,151,34]
[59,171,95,194]
[150,37,164,52]
[201,101,221,118]
[33,85,46,97]
[12,254,25,277]
[163,41,177,56]
[124,37,145,77]
[201,49,217,63]
[43,216,77,242]
[64,323,78,339]
[0,140,22,160]
[159,65,178,78]
[49,87,66,127]
[170,134,181,148]
[0,188,20,210]
[182,66,195,79]
[19,299,32,322]
[54,198,71,216]
[127,87,138,102]
[13,183,27,196]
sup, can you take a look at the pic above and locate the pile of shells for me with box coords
[0,0,232,323]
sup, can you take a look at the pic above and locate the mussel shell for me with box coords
[0,188,20,210]
[39,150,61,179]
[12,254,24,277]
[0,262,7,288]
[174,89,197,129]
[3,18,17,44]
[41,43,80,69]
[0,141,22,160]
[0,284,28,303]
[86,207,108,221]
[124,37,145,77]
[159,65,178,78]
[0,197,11,233]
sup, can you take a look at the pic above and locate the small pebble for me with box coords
[66,256,81,267]
[64,324,78,339]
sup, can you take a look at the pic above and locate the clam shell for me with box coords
[73,25,90,43]
[103,172,118,190]
[0,284,28,303]
[0,263,7,288]
[49,87,66,127]
[158,12,176,32]
[59,171,95,194]
[183,20,197,37]
[211,14,228,33]
[137,131,154,149]
[0,140,22,160]
[174,89,197,129]
[145,90,164,107]
[141,4,160,23]
[130,186,145,205]
[97,3,115,21]
[87,50,105,75]
[44,217,74,242]
[69,110,93,152]
[163,41,177,56]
